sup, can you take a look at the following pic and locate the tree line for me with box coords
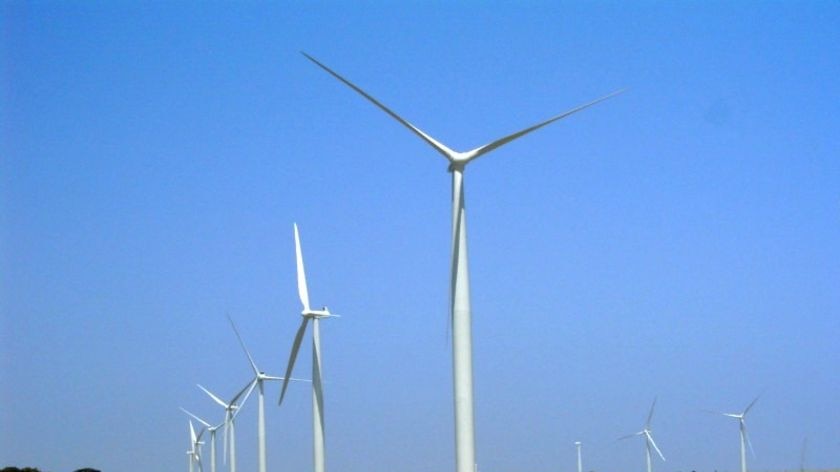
[1,468,100,472]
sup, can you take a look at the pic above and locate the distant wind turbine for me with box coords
[181,408,223,472]
[301,52,622,472]
[620,398,666,472]
[708,395,760,472]
[198,381,255,472]
[228,314,302,472]
[800,436,808,472]
[188,419,206,472]
[278,223,339,472]
[575,441,583,472]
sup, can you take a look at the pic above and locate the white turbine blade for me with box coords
[646,397,658,429]
[228,314,260,376]
[646,431,666,461]
[196,426,206,443]
[230,378,256,407]
[198,384,229,409]
[448,171,465,332]
[617,432,642,441]
[232,379,258,420]
[301,51,457,161]
[462,88,626,163]
[294,223,311,312]
[743,395,761,416]
[190,420,197,444]
[180,407,212,429]
[264,375,309,382]
[279,317,311,405]
[743,421,757,458]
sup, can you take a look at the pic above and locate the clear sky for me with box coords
[2,2,839,472]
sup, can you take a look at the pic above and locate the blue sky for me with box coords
[2,2,839,472]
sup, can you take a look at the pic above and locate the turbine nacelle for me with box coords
[303,306,338,319]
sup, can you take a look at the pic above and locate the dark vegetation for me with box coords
[1,468,101,472]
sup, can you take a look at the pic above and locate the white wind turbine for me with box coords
[619,398,666,472]
[278,223,339,472]
[198,381,255,472]
[187,419,206,472]
[574,441,583,472]
[181,408,224,472]
[301,51,622,472]
[709,395,760,472]
[228,314,303,472]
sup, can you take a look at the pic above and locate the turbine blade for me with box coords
[180,407,212,428]
[743,395,761,416]
[448,171,465,333]
[232,379,258,420]
[190,420,197,444]
[301,51,456,161]
[617,432,640,441]
[279,316,311,405]
[294,223,311,312]
[230,378,256,407]
[646,397,658,429]
[462,89,626,163]
[647,432,666,461]
[744,421,756,459]
[228,314,260,376]
[198,385,228,409]
[263,375,309,382]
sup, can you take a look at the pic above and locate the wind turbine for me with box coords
[301,51,622,472]
[709,395,760,472]
[278,223,339,472]
[574,441,583,472]
[198,381,255,472]
[228,314,302,472]
[186,421,195,472]
[620,398,666,472]
[187,419,206,472]
[181,408,224,472]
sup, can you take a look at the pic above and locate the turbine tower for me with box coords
[575,441,583,472]
[182,408,224,472]
[620,398,666,472]
[198,381,255,472]
[301,51,622,472]
[279,223,339,472]
[228,314,298,472]
[712,395,760,472]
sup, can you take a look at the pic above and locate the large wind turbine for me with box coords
[182,408,224,472]
[711,396,760,472]
[228,315,298,472]
[574,441,583,472]
[198,381,255,472]
[301,51,622,472]
[620,398,666,472]
[278,223,338,472]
